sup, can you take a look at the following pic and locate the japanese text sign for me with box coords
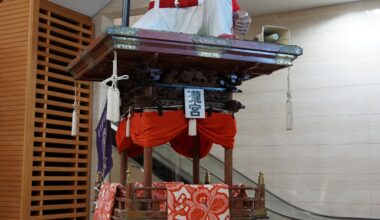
[184,88,205,119]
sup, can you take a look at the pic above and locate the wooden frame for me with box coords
[67,25,302,220]
[27,2,93,218]
[112,184,261,220]
[67,26,303,81]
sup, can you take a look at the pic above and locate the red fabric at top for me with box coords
[148,0,241,12]
[115,117,144,157]
[116,110,236,158]
[232,0,240,12]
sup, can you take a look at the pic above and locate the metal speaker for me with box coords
[256,25,290,45]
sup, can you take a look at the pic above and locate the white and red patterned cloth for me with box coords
[94,182,236,220]
[94,182,122,220]
[167,183,231,220]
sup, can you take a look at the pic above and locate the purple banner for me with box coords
[95,103,113,177]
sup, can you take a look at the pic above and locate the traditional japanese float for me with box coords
[67,24,302,219]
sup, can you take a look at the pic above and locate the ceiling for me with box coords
[49,0,362,17]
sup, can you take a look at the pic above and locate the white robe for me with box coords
[132,0,233,37]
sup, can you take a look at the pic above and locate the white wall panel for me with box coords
[233,0,380,217]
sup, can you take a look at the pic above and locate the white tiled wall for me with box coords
[211,0,380,218]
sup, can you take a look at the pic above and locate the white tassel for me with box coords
[286,67,293,131]
[106,87,115,121]
[102,51,129,123]
[126,112,131,138]
[106,87,120,123]
[286,100,293,130]
[71,105,79,136]
[113,88,120,123]
[71,83,79,136]
[188,119,197,136]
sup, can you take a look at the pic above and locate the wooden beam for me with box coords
[192,136,200,184]
[225,148,233,186]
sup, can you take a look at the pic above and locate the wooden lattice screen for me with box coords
[28,0,93,219]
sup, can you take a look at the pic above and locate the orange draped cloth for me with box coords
[116,110,236,158]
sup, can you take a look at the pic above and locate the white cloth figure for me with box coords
[132,0,233,37]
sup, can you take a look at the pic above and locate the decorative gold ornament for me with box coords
[205,170,211,184]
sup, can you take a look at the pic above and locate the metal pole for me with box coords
[121,0,130,187]
[121,0,131,27]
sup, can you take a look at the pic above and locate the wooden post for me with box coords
[192,136,200,184]
[125,182,134,211]
[142,85,153,203]
[120,151,128,185]
[143,147,153,210]
[254,172,268,218]
[224,91,233,186]
[143,147,153,193]
[225,148,233,186]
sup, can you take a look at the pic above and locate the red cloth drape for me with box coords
[116,110,236,158]
[115,118,144,157]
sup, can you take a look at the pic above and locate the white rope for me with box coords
[102,51,129,123]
